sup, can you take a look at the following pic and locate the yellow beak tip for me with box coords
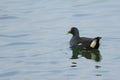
[66,32,70,34]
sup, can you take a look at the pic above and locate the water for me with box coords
[0,0,120,80]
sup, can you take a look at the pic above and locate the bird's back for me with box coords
[77,37,94,49]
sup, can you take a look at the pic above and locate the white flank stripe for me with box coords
[78,43,82,45]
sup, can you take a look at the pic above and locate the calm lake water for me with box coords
[0,0,120,80]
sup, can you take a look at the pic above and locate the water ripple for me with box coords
[0,15,18,20]
[2,42,35,47]
[0,34,29,38]
[0,71,19,77]
[73,13,91,17]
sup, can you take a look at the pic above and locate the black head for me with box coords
[67,27,79,36]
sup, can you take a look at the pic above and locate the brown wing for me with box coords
[77,37,94,49]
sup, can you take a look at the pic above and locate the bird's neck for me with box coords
[72,34,80,40]
[73,32,80,37]
[73,34,79,38]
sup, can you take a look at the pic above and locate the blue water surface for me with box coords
[0,0,120,80]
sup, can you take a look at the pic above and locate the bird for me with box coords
[67,27,101,50]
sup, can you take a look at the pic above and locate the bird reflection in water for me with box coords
[70,46,102,62]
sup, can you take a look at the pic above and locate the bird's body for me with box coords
[67,27,101,49]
